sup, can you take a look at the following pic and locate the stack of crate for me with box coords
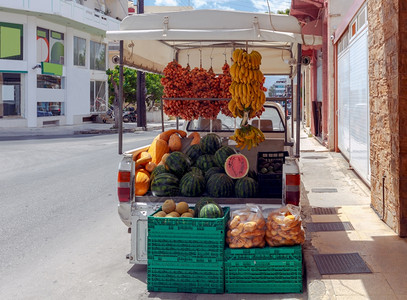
[224,245,303,294]
[147,207,230,294]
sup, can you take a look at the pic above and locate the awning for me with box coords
[106,9,322,75]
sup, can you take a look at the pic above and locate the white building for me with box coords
[0,0,127,128]
[271,77,291,97]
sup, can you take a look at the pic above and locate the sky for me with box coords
[139,0,291,14]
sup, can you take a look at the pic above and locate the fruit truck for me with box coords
[107,9,322,264]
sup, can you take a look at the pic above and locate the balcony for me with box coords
[0,0,121,32]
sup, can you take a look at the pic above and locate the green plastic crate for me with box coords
[225,259,303,294]
[225,245,302,261]
[148,207,230,233]
[148,207,229,264]
[147,261,224,294]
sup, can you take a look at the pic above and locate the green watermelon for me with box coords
[247,169,258,181]
[204,166,225,182]
[150,165,168,183]
[214,146,237,168]
[199,203,224,218]
[194,197,217,217]
[235,177,258,198]
[151,173,180,197]
[207,173,234,197]
[179,171,205,197]
[190,166,204,176]
[185,144,202,164]
[165,151,191,178]
[200,133,222,155]
[195,154,217,173]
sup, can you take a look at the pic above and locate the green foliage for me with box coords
[106,66,163,106]
[277,8,290,15]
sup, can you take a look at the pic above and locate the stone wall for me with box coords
[368,0,401,234]
[399,1,407,236]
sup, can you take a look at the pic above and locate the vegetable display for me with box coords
[134,133,264,199]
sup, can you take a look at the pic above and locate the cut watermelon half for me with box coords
[225,154,249,179]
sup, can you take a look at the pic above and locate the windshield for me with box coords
[186,105,285,132]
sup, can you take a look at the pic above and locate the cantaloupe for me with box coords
[162,199,176,213]
[175,201,189,215]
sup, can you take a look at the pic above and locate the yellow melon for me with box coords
[181,212,194,218]
[162,199,176,213]
[167,211,180,218]
[153,211,167,217]
[175,201,189,215]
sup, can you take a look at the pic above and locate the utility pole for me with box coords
[136,0,147,129]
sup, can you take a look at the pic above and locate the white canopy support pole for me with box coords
[295,43,302,158]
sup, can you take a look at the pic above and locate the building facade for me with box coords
[0,0,126,128]
[292,0,407,236]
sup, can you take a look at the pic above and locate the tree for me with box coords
[106,66,163,128]
[277,8,290,15]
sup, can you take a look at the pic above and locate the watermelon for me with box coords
[204,166,225,182]
[195,154,217,173]
[225,154,249,179]
[199,203,224,218]
[194,197,217,217]
[179,171,205,197]
[150,165,168,183]
[207,173,234,197]
[214,146,237,168]
[165,151,191,178]
[200,133,222,155]
[235,177,258,198]
[185,144,202,164]
[190,166,204,176]
[151,173,180,197]
[247,169,258,181]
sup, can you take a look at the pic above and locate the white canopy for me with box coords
[106,9,322,75]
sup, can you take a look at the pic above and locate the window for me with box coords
[37,75,63,89]
[0,22,23,60]
[74,36,86,66]
[186,104,284,133]
[0,73,21,116]
[37,27,64,64]
[90,80,107,112]
[37,101,64,117]
[90,41,106,71]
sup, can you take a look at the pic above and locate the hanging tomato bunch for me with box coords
[161,61,232,120]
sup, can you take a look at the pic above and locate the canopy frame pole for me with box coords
[118,40,124,155]
[296,43,302,158]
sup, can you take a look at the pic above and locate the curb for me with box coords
[74,124,176,135]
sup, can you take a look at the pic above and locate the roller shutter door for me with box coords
[337,28,370,183]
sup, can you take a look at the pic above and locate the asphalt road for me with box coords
[0,131,158,300]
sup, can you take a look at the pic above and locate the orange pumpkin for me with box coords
[158,153,170,166]
[159,129,187,142]
[168,133,182,152]
[145,161,157,173]
[135,169,150,196]
[135,152,152,167]
[188,132,201,145]
[148,138,169,164]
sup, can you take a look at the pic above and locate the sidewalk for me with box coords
[300,127,407,299]
[0,120,180,139]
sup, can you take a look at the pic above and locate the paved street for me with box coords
[0,131,158,299]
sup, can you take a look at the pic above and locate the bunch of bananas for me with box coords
[230,124,265,150]
[228,49,266,118]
